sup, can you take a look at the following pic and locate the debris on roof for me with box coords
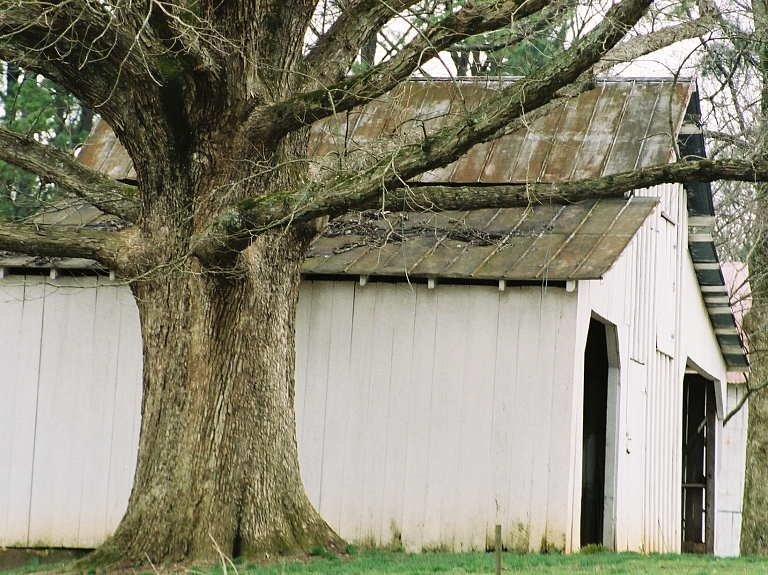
[305,197,657,281]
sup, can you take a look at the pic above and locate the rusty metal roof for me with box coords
[9,77,748,372]
[78,78,692,185]
[304,197,657,281]
[46,78,689,282]
[77,119,137,181]
[309,78,692,183]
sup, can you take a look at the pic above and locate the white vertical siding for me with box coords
[0,276,142,548]
[715,384,748,556]
[294,281,579,552]
[0,279,45,547]
[577,183,738,556]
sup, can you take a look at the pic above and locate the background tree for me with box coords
[0,64,92,220]
[691,0,768,553]
[0,0,763,566]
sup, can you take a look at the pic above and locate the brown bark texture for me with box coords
[92,227,343,563]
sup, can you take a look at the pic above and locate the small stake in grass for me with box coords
[495,524,502,575]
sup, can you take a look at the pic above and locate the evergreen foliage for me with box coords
[0,64,92,221]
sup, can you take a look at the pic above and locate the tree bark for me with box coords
[88,226,343,564]
[740,0,768,554]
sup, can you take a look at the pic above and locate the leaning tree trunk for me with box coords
[741,0,768,553]
[88,226,344,564]
[741,182,768,554]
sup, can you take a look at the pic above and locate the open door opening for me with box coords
[581,318,610,547]
[681,373,716,554]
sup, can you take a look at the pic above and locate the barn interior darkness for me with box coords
[682,373,716,553]
[581,318,610,547]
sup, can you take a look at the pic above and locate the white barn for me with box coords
[0,79,750,556]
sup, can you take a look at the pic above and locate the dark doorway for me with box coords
[681,373,716,554]
[581,318,610,547]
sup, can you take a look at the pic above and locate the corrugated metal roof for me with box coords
[8,77,750,371]
[77,120,136,181]
[77,78,692,185]
[304,197,657,281]
[309,78,692,184]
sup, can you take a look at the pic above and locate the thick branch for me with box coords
[193,158,768,263]
[448,0,576,55]
[196,0,652,262]
[248,0,551,143]
[0,0,165,120]
[304,0,422,84]
[0,127,140,222]
[0,222,135,272]
[596,16,719,73]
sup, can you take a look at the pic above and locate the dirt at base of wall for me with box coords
[0,548,92,570]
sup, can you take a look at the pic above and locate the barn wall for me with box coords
[0,188,745,556]
[572,183,687,553]
[715,384,748,556]
[0,275,142,548]
[294,281,580,552]
[573,183,741,556]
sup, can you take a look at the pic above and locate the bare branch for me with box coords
[724,374,768,425]
[193,0,653,262]
[596,15,720,74]
[247,0,552,143]
[0,127,140,222]
[193,155,768,263]
[145,2,220,78]
[305,0,423,84]
[0,222,136,272]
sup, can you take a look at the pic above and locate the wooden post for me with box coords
[495,524,502,575]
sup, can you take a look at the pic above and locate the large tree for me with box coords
[0,0,765,565]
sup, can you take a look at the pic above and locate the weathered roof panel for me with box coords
[75,78,693,189]
[304,197,658,281]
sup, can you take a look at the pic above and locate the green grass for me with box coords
[211,550,768,575]
[5,550,768,575]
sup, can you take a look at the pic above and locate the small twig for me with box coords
[209,533,240,575]
[724,377,768,425]
[145,553,162,575]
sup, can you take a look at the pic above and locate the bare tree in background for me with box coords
[0,0,767,565]
[689,0,768,553]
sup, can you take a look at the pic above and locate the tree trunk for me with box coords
[740,0,768,554]
[88,226,344,564]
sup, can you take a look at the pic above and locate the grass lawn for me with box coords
[226,549,768,575]
[6,550,768,575]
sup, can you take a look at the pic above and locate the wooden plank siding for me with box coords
[575,183,739,555]
[715,384,748,556]
[294,281,579,552]
[0,276,141,548]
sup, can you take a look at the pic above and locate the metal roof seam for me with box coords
[569,195,652,279]
[467,206,533,277]
[597,80,634,177]
[567,84,605,181]
[405,210,472,275]
[632,82,665,172]
[535,199,602,279]
[495,203,568,279]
